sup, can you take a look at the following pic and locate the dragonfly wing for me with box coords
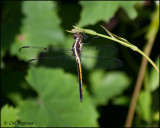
[81,45,122,69]
[19,46,73,57]
[19,46,76,69]
[81,56,123,70]
[81,45,118,57]
[37,55,77,69]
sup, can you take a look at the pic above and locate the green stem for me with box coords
[136,48,159,73]
[97,33,159,73]
[96,33,138,50]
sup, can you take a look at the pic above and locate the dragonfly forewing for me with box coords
[81,56,123,70]
[19,46,77,69]
[81,45,118,57]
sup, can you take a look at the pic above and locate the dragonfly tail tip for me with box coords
[80,98,83,102]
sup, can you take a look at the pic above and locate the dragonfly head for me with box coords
[73,33,83,40]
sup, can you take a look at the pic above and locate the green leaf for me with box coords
[137,90,152,123]
[22,1,64,44]
[118,1,138,19]
[1,104,18,127]
[78,1,138,27]
[7,92,23,105]
[17,66,98,127]
[90,70,130,105]
[153,111,159,122]
[10,1,65,61]
[112,96,130,106]
[149,57,159,91]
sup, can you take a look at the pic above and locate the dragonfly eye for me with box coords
[73,35,77,39]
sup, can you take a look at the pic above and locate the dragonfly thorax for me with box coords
[72,33,83,58]
[73,33,83,40]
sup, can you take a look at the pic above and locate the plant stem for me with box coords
[96,33,159,73]
[125,32,157,127]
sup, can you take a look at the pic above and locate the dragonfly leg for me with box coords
[82,32,88,41]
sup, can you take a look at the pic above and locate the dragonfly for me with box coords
[19,33,123,102]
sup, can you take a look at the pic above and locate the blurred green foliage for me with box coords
[90,71,130,105]
[18,66,98,127]
[1,104,18,127]
[1,1,159,127]
[78,1,138,27]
